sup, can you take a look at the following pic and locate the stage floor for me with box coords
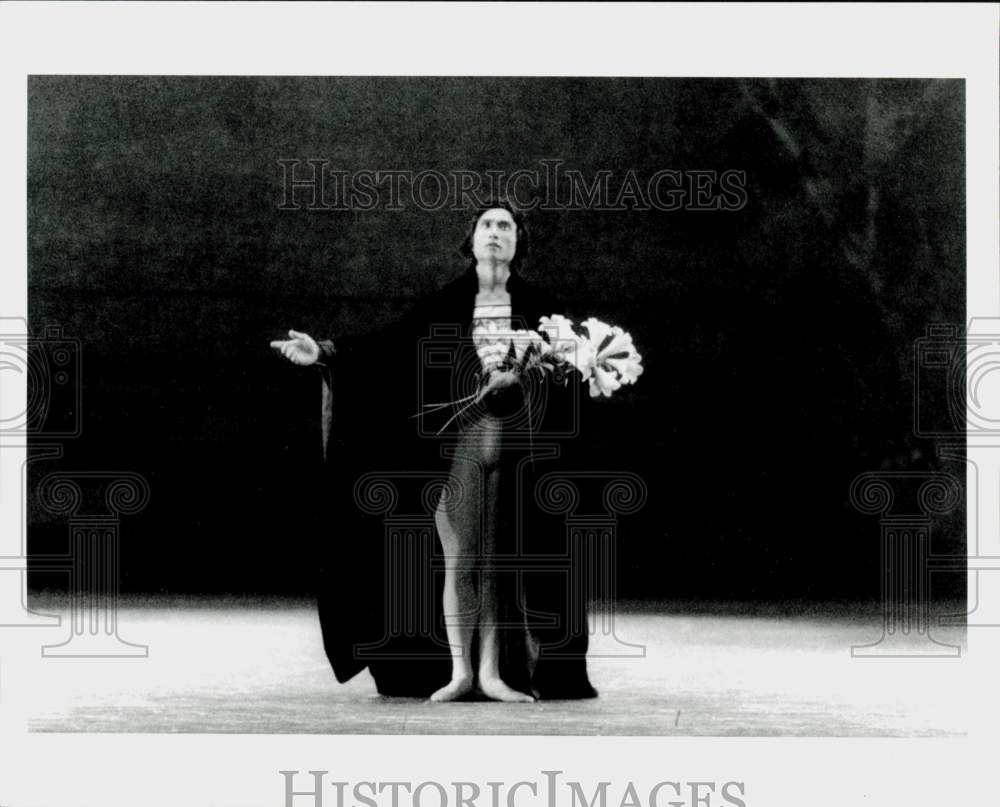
[24,597,968,736]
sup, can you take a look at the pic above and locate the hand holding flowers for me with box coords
[418,314,644,434]
[476,314,644,398]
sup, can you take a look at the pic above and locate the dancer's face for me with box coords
[472,208,517,265]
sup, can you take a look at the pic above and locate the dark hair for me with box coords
[458,196,531,274]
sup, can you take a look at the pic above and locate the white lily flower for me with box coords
[588,364,623,398]
[538,314,577,348]
[580,317,645,389]
[604,351,644,384]
[538,315,595,379]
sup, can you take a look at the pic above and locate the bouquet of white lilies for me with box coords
[475,314,644,398]
[418,315,644,434]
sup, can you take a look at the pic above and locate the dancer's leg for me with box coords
[429,455,480,702]
[430,412,533,703]
[477,461,534,703]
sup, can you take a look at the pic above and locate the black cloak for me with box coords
[315,265,597,699]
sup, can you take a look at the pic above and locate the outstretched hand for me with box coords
[270,330,320,366]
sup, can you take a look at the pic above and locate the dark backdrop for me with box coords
[27,77,965,601]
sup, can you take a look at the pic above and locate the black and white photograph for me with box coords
[1,4,997,807]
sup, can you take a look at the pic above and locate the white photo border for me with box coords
[1,3,997,806]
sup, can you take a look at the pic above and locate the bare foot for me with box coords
[478,676,536,703]
[429,675,475,702]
